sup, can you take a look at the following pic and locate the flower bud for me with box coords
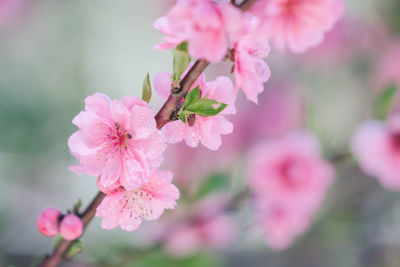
[37,208,61,237]
[59,214,83,241]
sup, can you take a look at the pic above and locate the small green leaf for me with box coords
[185,98,228,116]
[374,84,398,120]
[183,86,200,109]
[64,239,85,260]
[198,173,230,197]
[176,42,188,53]
[142,73,152,103]
[172,49,190,83]
[179,114,187,124]
[73,198,82,214]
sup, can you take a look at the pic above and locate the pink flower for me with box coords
[158,195,235,257]
[248,0,344,53]
[37,208,61,237]
[165,214,235,257]
[68,93,166,191]
[233,15,271,103]
[59,214,84,241]
[248,131,334,249]
[96,170,179,232]
[351,114,400,190]
[154,71,236,150]
[257,201,310,250]
[154,0,243,62]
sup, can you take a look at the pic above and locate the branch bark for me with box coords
[38,1,258,266]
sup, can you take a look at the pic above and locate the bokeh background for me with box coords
[1,0,400,266]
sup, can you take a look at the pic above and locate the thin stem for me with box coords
[38,1,259,266]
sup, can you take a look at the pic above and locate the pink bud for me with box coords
[59,214,84,241]
[37,208,61,237]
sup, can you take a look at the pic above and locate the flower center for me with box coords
[390,132,400,152]
[278,158,304,187]
[119,189,156,219]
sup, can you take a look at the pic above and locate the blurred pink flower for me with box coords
[154,72,236,150]
[59,214,83,241]
[226,84,304,152]
[154,0,243,62]
[165,214,235,257]
[37,208,61,237]
[257,201,310,250]
[351,114,400,190]
[68,93,166,191]
[248,131,334,249]
[233,15,271,103]
[96,170,179,232]
[248,0,344,53]
[159,195,235,257]
[0,0,24,28]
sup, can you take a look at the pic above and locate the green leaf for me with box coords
[172,49,190,83]
[183,86,200,109]
[374,84,398,120]
[142,73,152,103]
[73,198,82,214]
[176,42,188,53]
[64,239,85,260]
[178,113,187,124]
[185,98,228,116]
[197,173,230,197]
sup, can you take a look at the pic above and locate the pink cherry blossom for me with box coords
[154,71,236,150]
[37,208,61,237]
[154,0,243,62]
[248,0,344,53]
[68,93,166,191]
[351,114,400,190]
[59,214,84,241]
[248,131,334,249]
[233,15,271,103]
[96,170,179,232]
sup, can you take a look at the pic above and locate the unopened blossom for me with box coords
[248,131,334,249]
[59,214,84,241]
[96,170,179,232]
[154,0,243,62]
[37,208,61,237]
[233,15,271,103]
[68,93,166,191]
[154,71,236,150]
[351,113,400,190]
[248,0,344,53]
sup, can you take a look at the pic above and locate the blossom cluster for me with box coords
[37,208,83,241]
[38,0,345,246]
[68,93,179,232]
[156,0,344,103]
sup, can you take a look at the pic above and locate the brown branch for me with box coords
[38,1,259,266]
